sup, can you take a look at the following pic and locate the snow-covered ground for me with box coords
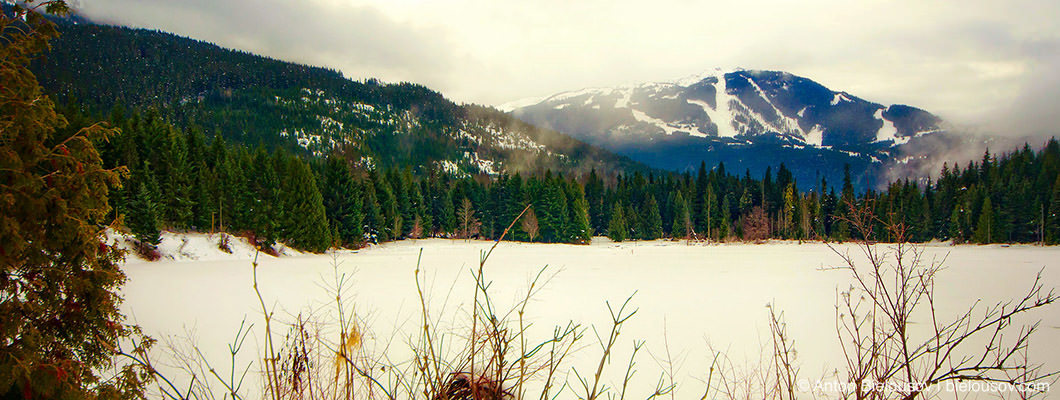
[120,238,1060,399]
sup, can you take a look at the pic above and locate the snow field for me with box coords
[120,238,1060,399]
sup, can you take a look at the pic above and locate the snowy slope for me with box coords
[505,69,943,150]
[502,69,946,187]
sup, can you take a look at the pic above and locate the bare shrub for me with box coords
[822,202,1058,400]
[743,206,770,243]
[457,198,482,240]
[520,207,539,242]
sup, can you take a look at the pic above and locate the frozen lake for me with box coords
[120,237,1060,399]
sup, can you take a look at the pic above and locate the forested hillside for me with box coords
[33,20,645,176]
[84,104,1060,255]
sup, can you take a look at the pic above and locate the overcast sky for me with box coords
[76,0,1060,137]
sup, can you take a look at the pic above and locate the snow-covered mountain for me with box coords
[503,69,947,187]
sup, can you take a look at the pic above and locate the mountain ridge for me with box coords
[504,68,948,187]
[30,18,649,178]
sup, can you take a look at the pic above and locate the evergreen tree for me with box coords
[1,4,150,397]
[569,184,592,244]
[607,202,627,242]
[217,149,248,231]
[126,173,162,254]
[539,179,569,242]
[973,196,996,244]
[720,194,734,240]
[161,127,194,228]
[625,203,639,240]
[835,164,855,240]
[672,191,690,239]
[585,168,605,234]
[361,178,383,243]
[249,147,280,247]
[1046,175,1060,244]
[374,170,399,240]
[440,188,456,236]
[643,195,663,240]
[192,160,214,230]
[280,157,331,252]
[322,157,364,247]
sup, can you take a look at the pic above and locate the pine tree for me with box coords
[374,170,399,240]
[672,191,690,239]
[624,204,639,240]
[643,195,663,240]
[126,171,162,255]
[782,184,796,238]
[585,168,605,234]
[192,161,214,230]
[162,127,194,228]
[1,3,150,397]
[217,149,248,231]
[694,161,708,231]
[250,147,280,248]
[973,195,996,244]
[280,157,331,252]
[322,157,363,247]
[568,183,592,244]
[1046,175,1060,244]
[361,178,383,243]
[834,164,855,240]
[440,188,455,236]
[540,179,569,242]
[608,202,627,242]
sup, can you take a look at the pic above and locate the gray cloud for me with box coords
[76,0,1060,140]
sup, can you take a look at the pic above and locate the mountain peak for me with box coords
[503,69,946,185]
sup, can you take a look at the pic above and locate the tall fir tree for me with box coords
[249,147,280,247]
[539,178,569,242]
[322,157,364,247]
[607,201,627,242]
[161,127,194,228]
[672,191,690,239]
[643,194,663,240]
[568,182,593,244]
[125,169,162,254]
[973,195,996,244]
[585,168,605,234]
[280,157,331,252]
[1046,175,1060,244]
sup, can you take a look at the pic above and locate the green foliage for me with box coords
[14,11,1060,249]
[1,3,150,397]
[1049,175,1060,244]
[125,170,162,253]
[568,183,592,244]
[672,191,690,239]
[32,21,644,178]
[607,202,627,242]
[642,195,663,240]
[323,157,365,247]
[279,157,331,252]
[973,196,996,244]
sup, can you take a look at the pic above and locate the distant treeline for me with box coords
[71,107,1060,253]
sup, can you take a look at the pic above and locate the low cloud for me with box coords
[75,0,1060,141]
